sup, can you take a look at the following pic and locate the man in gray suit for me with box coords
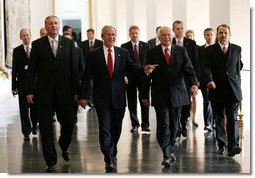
[26,15,79,172]
[142,26,198,167]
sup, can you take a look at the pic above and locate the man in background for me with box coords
[12,28,38,141]
[80,28,103,107]
[121,25,150,133]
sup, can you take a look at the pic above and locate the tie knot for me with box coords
[108,48,111,52]
[165,47,169,52]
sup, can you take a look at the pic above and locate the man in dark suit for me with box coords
[12,28,38,141]
[79,25,156,172]
[203,24,242,157]
[80,28,103,107]
[26,15,79,172]
[142,26,198,167]
[147,26,161,49]
[63,33,85,124]
[121,25,150,133]
[197,28,215,131]
[172,20,200,138]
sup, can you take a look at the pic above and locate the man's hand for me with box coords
[124,76,129,85]
[26,95,34,104]
[207,81,216,89]
[191,85,198,96]
[79,99,88,109]
[142,99,150,106]
[144,64,158,74]
[74,95,79,102]
[12,90,17,97]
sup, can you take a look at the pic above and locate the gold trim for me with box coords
[88,0,92,28]
[52,0,56,15]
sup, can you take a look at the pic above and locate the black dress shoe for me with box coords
[182,128,188,137]
[204,125,212,131]
[130,126,138,133]
[47,165,56,173]
[105,161,115,172]
[217,147,225,154]
[192,121,199,127]
[23,135,30,141]
[62,151,70,161]
[142,127,150,132]
[228,146,242,157]
[32,127,37,135]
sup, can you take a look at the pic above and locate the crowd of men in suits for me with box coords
[11,15,243,172]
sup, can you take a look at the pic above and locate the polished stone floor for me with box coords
[0,90,251,175]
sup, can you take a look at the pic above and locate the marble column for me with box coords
[5,0,30,67]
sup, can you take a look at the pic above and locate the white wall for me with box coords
[30,0,52,41]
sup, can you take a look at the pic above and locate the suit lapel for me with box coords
[55,35,62,58]
[113,46,121,77]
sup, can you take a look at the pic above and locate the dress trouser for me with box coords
[154,103,182,158]
[18,93,37,136]
[95,105,125,163]
[37,103,75,167]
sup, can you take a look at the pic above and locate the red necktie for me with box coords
[134,44,139,64]
[107,48,113,79]
[165,48,170,65]
[223,46,227,55]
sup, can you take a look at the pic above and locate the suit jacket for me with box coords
[80,46,140,109]
[197,44,207,89]
[26,35,79,105]
[74,47,85,80]
[172,37,200,82]
[203,42,242,102]
[12,44,30,94]
[121,41,149,84]
[142,44,198,107]
[147,38,157,49]
[80,39,103,64]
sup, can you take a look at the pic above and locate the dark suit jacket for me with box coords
[74,47,85,80]
[121,41,149,84]
[142,44,198,107]
[12,45,29,94]
[26,35,79,105]
[197,44,207,89]
[203,42,242,102]
[80,39,103,64]
[80,46,140,109]
[172,37,200,82]
[147,38,157,49]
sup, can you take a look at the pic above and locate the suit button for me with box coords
[226,72,228,75]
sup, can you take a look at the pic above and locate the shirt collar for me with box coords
[48,35,59,42]
[218,41,229,49]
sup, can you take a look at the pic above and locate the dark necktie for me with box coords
[134,44,139,64]
[26,46,30,59]
[90,41,94,50]
[165,48,170,65]
[107,48,113,79]
[223,46,227,55]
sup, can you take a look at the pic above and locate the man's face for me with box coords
[159,27,172,47]
[101,27,116,48]
[129,29,139,43]
[20,29,31,45]
[87,31,94,40]
[45,17,60,38]
[204,31,214,45]
[173,23,184,39]
[217,26,231,45]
